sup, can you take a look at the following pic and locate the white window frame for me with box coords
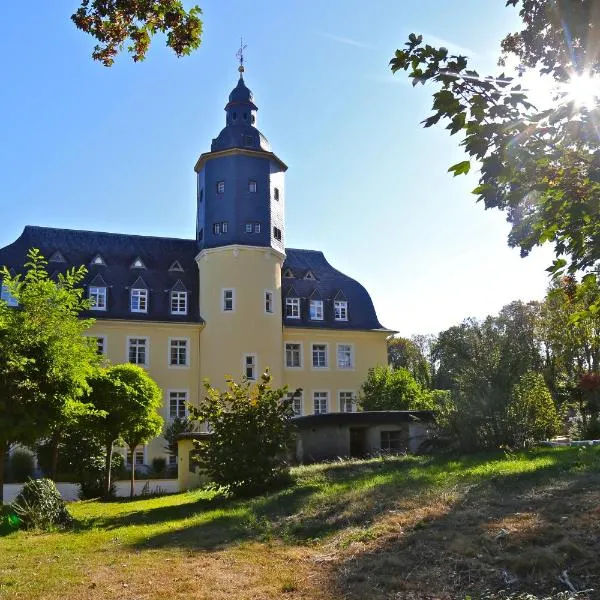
[264,290,274,314]
[93,335,107,356]
[284,342,303,369]
[168,389,189,420]
[89,286,107,311]
[313,391,329,415]
[126,447,146,466]
[311,343,329,369]
[254,223,261,234]
[285,297,300,319]
[309,299,324,321]
[336,343,354,370]
[287,391,303,416]
[248,180,257,193]
[334,300,348,321]
[339,390,356,413]
[168,337,189,368]
[243,353,257,380]
[222,288,235,312]
[245,223,253,233]
[130,288,148,313]
[170,290,188,315]
[217,180,225,194]
[127,336,149,367]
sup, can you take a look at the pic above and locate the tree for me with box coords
[360,366,432,411]
[387,336,431,387]
[390,2,600,279]
[86,364,163,498]
[0,250,97,505]
[191,371,296,496]
[71,1,203,66]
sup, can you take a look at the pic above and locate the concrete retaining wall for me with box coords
[3,479,179,504]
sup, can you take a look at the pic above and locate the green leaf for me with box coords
[448,161,471,176]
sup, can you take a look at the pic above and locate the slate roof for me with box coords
[0,226,201,323]
[0,226,388,331]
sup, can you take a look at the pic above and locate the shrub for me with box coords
[78,451,124,500]
[8,449,35,482]
[192,370,296,496]
[12,478,72,530]
[151,457,166,477]
[360,366,433,411]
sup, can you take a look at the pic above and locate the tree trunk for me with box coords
[104,442,113,500]
[130,445,136,498]
[50,434,60,481]
[0,439,6,507]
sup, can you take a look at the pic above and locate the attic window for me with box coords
[244,135,254,147]
[283,268,295,278]
[130,257,146,269]
[169,260,184,272]
[90,254,106,266]
[49,251,66,263]
[304,270,316,281]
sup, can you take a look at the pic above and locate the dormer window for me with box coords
[285,297,300,319]
[91,254,106,266]
[169,260,184,272]
[170,291,188,315]
[304,270,316,281]
[88,286,107,311]
[1,284,18,307]
[131,288,148,313]
[244,135,254,147]
[49,251,66,263]
[130,257,146,269]
[283,268,295,278]
[334,300,348,321]
[309,299,324,321]
[217,181,225,194]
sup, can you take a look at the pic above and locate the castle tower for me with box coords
[195,60,287,387]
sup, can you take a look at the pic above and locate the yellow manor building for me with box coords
[0,67,391,467]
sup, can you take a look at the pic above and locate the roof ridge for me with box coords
[23,225,196,244]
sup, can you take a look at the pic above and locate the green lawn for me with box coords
[1,447,599,599]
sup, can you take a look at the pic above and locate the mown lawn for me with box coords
[1,447,599,600]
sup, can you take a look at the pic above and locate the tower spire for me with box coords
[236,37,247,76]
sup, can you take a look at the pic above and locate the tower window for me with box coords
[232,112,237,120]
[251,114,255,124]
[254,223,261,233]
[273,227,282,241]
[217,181,225,194]
[245,222,261,234]
[223,289,235,312]
[245,223,252,233]
[199,188,203,203]
[244,354,257,380]
[244,135,254,147]
[265,290,274,314]
[198,228,203,241]
[274,187,280,201]
[248,180,257,193]
[213,222,228,235]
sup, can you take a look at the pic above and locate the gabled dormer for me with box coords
[129,276,149,313]
[169,260,184,272]
[49,250,66,263]
[130,257,146,269]
[304,270,317,281]
[169,279,188,315]
[90,254,106,267]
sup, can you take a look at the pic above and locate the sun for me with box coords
[563,73,600,109]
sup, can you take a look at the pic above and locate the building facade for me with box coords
[0,67,391,468]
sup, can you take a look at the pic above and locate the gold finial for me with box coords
[236,37,247,75]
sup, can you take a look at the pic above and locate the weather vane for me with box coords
[236,37,247,74]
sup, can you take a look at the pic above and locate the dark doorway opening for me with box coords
[349,428,367,458]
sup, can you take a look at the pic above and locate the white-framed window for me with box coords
[313,391,328,414]
[254,223,261,233]
[170,291,188,315]
[339,391,356,413]
[285,297,300,318]
[245,222,261,234]
[334,300,348,321]
[312,343,328,369]
[223,288,235,312]
[89,286,107,311]
[169,338,189,367]
[265,290,274,314]
[310,299,324,320]
[285,342,302,368]
[128,337,148,366]
[94,336,106,355]
[169,390,188,419]
[1,284,18,307]
[213,222,228,235]
[337,344,354,369]
[248,180,257,193]
[126,449,145,466]
[287,391,303,416]
[244,354,257,380]
[245,223,253,233]
[217,181,225,194]
[168,454,178,466]
[131,288,148,313]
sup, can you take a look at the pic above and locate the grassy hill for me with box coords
[1,447,599,599]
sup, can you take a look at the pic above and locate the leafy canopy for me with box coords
[71,0,203,66]
[390,1,600,278]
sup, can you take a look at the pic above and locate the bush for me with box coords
[78,452,124,500]
[360,366,433,411]
[12,478,72,530]
[192,370,295,496]
[8,449,35,482]
[151,457,166,477]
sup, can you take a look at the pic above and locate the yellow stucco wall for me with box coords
[196,245,285,387]
[87,319,202,463]
[281,328,389,414]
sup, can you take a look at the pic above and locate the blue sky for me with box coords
[0,1,553,336]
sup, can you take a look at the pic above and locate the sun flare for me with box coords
[563,73,600,109]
